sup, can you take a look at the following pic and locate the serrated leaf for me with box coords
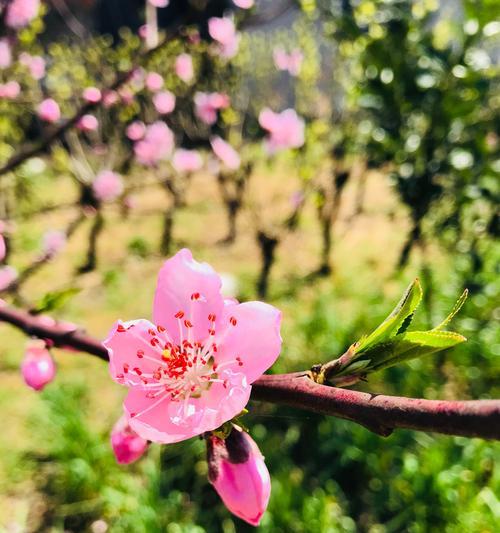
[33,287,80,314]
[367,330,467,371]
[357,279,423,353]
[433,289,468,331]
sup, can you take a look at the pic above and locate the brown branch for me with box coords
[0,303,498,440]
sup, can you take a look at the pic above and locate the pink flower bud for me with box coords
[233,0,254,8]
[0,265,17,290]
[148,0,169,6]
[92,170,124,202]
[21,340,56,391]
[38,98,60,123]
[210,136,241,170]
[175,53,194,83]
[207,428,271,526]
[111,416,148,464]
[0,81,20,99]
[0,234,5,262]
[0,39,12,69]
[153,90,176,114]
[77,114,99,132]
[126,121,146,141]
[145,72,164,92]
[83,87,102,103]
[42,229,66,257]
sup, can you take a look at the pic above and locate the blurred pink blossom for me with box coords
[42,230,66,257]
[258,108,305,152]
[0,265,17,290]
[102,90,119,107]
[0,235,5,262]
[126,121,146,141]
[172,149,203,173]
[83,87,102,103]
[208,428,271,526]
[20,53,46,79]
[134,121,174,166]
[93,171,124,202]
[111,415,149,464]
[0,81,20,99]
[194,91,230,125]
[273,47,303,76]
[145,72,164,92]
[38,98,60,123]
[103,249,282,443]
[175,53,194,83]
[119,88,135,105]
[233,0,254,8]
[153,90,176,114]
[77,114,99,132]
[210,136,241,170]
[21,340,56,391]
[5,0,40,29]
[0,39,12,69]
[208,17,240,58]
[148,0,169,6]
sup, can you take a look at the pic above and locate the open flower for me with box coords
[103,249,282,444]
[194,91,230,125]
[273,47,303,76]
[258,108,305,153]
[134,121,174,166]
[207,427,271,526]
[111,415,149,464]
[5,0,40,29]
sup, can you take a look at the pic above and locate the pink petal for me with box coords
[153,249,224,344]
[216,301,282,383]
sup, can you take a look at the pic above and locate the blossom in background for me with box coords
[233,0,254,8]
[102,90,118,107]
[77,114,99,132]
[19,52,45,79]
[210,136,241,170]
[153,90,176,114]
[103,248,282,443]
[21,340,56,391]
[172,149,203,174]
[145,72,164,92]
[126,121,146,141]
[83,87,102,104]
[207,427,271,526]
[194,91,230,125]
[134,121,174,166]
[175,53,194,83]
[258,108,305,152]
[111,415,149,464]
[38,98,61,123]
[273,47,303,76]
[0,265,17,291]
[92,171,124,202]
[208,17,240,58]
[0,235,5,262]
[42,230,66,258]
[5,0,40,29]
[0,39,12,69]
[148,0,169,7]
[0,81,20,99]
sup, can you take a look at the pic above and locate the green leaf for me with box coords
[33,287,80,314]
[433,289,468,331]
[356,279,423,353]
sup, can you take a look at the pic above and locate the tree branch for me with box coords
[0,303,498,440]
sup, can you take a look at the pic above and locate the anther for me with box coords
[230,316,237,326]
[175,310,185,319]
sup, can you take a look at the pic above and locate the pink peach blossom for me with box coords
[102,90,119,107]
[119,88,135,105]
[208,428,271,526]
[233,0,254,8]
[126,121,146,141]
[83,87,102,103]
[5,0,40,29]
[208,17,240,59]
[175,53,194,83]
[148,0,169,6]
[194,91,230,125]
[153,90,176,114]
[273,47,303,76]
[258,108,305,152]
[0,39,12,69]
[0,81,20,99]
[77,114,99,132]
[111,415,149,464]
[0,265,17,290]
[42,230,66,257]
[20,53,46,79]
[38,98,60,123]
[172,149,203,173]
[93,171,124,202]
[0,234,5,262]
[103,249,282,444]
[210,136,241,170]
[21,340,56,391]
[134,121,174,166]
[145,72,164,92]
